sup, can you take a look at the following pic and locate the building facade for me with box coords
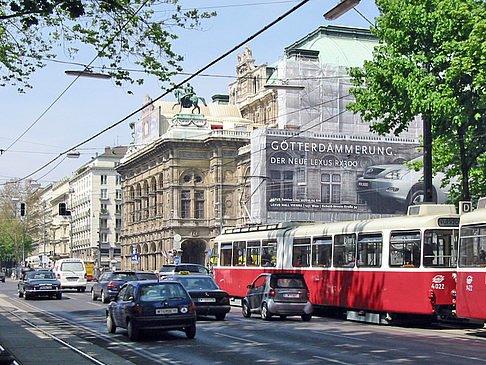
[69,146,127,271]
[117,101,253,271]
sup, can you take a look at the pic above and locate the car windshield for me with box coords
[176,277,219,290]
[26,272,56,280]
[60,262,84,271]
[272,276,306,288]
[160,266,176,273]
[111,273,138,281]
[139,283,189,302]
[136,272,158,280]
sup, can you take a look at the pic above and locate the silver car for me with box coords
[242,273,313,321]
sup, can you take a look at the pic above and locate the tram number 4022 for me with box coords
[431,283,445,290]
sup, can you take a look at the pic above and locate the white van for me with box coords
[53,258,87,292]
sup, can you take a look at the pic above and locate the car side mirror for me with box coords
[247,285,252,289]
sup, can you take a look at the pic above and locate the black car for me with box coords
[0,270,5,283]
[106,280,197,341]
[242,273,313,321]
[158,264,211,280]
[168,275,231,320]
[135,271,159,281]
[91,271,139,303]
[18,270,62,300]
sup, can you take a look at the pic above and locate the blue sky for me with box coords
[0,0,379,186]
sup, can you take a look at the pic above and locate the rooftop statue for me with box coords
[173,84,207,114]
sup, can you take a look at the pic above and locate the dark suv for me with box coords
[242,273,313,321]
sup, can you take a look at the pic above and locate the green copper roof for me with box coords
[284,25,379,68]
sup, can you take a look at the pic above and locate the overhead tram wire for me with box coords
[12,0,311,185]
[1,0,153,158]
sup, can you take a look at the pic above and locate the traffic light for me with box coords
[59,203,70,216]
[20,202,26,217]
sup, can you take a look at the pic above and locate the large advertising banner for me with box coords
[263,134,436,214]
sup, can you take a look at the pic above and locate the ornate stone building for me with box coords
[117,100,254,271]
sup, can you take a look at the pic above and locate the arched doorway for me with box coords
[181,239,207,265]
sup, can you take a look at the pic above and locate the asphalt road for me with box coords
[1,278,486,365]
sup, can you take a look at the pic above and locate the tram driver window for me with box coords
[333,234,356,268]
[423,230,457,267]
[389,231,420,268]
[293,238,310,267]
[459,225,486,267]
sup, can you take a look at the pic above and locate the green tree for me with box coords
[347,0,486,204]
[0,0,215,92]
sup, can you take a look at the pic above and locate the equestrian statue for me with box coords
[173,84,207,114]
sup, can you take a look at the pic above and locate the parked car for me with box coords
[91,271,139,303]
[167,274,231,320]
[18,270,62,300]
[242,273,313,321]
[158,264,211,280]
[0,270,5,283]
[106,280,197,341]
[357,159,449,213]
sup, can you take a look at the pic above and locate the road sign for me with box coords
[174,256,180,264]
[131,254,139,262]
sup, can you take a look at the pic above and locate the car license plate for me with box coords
[283,293,299,298]
[40,286,51,290]
[358,181,369,187]
[156,308,178,315]
[67,277,78,281]
[198,298,216,303]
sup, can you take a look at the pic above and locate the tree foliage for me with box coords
[347,0,486,204]
[0,0,216,92]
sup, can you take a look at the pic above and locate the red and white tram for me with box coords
[457,202,486,320]
[213,204,459,323]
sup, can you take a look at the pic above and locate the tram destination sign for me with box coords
[438,218,460,227]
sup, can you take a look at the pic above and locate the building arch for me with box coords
[181,239,207,266]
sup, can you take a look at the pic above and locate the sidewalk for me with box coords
[0,307,94,365]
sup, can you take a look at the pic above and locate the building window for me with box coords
[116,175,122,185]
[101,175,107,185]
[100,233,108,243]
[321,173,341,203]
[181,190,191,218]
[269,170,294,200]
[195,190,204,218]
[116,218,121,229]
[100,218,108,229]
[101,203,108,214]
[116,189,122,200]
[101,189,108,199]
[115,204,121,214]
[115,232,120,243]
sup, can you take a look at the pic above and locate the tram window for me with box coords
[247,240,261,266]
[389,231,420,268]
[293,237,310,267]
[459,224,486,267]
[220,243,232,266]
[233,241,246,266]
[357,234,382,267]
[262,241,276,267]
[312,236,332,267]
[333,234,356,268]
[210,242,219,267]
[423,230,457,267]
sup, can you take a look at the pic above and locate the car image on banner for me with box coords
[357,159,449,213]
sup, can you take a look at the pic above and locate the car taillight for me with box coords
[269,289,276,298]
[107,281,117,288]
[84,273,87,279]
[56,273,61,279]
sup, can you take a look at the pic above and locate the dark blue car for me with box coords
[106,281,196,341]
[91,271,139,303]
[18,270,62,300]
